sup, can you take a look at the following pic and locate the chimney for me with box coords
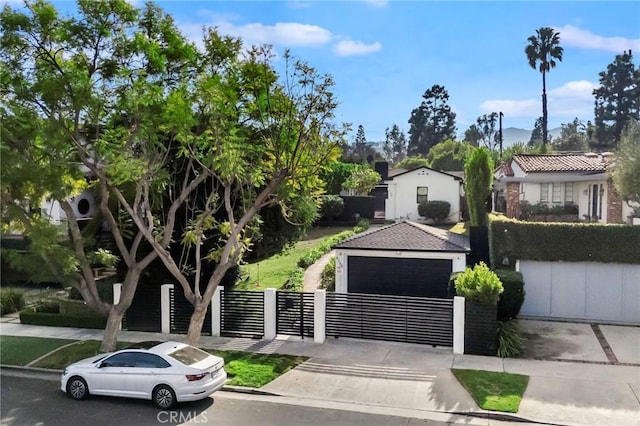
[375,161,389,181]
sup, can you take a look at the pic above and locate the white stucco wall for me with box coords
[334,249,467,294]
[384,168,461,222]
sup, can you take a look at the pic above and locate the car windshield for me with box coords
[91,355,108,364]
[167,345,211,366]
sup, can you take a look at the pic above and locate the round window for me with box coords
[77,198,91,215]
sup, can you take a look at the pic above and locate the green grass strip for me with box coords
[0,335,77,366]
[452,368,529,413]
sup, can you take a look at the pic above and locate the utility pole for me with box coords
[499,112,504,159]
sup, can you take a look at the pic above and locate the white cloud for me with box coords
[333,39,382,57]
[555,25,640,53]
[480,80,597,118]
[213,21,332,47]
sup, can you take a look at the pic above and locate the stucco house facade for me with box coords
[494,153,636,224]
[378,166,463,223]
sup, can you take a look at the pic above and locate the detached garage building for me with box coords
[333,221,469,298]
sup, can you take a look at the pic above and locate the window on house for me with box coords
[540,184,549,203]
[565,182,573,203]
[417,186,428,203]
[552,183,561,204]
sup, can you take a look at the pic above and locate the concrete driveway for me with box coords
[518,319,640,365]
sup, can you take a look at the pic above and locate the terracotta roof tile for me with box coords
[333,221,470,252]
[510,153,614,173]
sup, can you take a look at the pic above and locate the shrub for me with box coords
[454,262,503,305]
[494,269,525,321]
[418,200,451,223]
[490,215,640,266]
[19,311,107,329]
[0,288,25,315]
[353,218,370,234]
[320,257,336,291]
[33,301,60,314]
[497,320,526,358]
[282,268,304,291]
[464,147,494,226]
[319,195,345,220]
[69,277,115,302]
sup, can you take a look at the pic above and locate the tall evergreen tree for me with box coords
[593,50,640,149]
[525,27,563,148]
[529,117,544,147]
[382,124,407,164]
[354,124,368,162]
[407,85,456,156]
[553,118,589,152]
[476,112,499,150]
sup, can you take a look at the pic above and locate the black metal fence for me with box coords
[220,290,264,338]
[276,291,314,338]
[169,286,212,335]
[325,292,454,347]
[122,283,161,332]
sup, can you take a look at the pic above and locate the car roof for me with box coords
[146,341,190,356]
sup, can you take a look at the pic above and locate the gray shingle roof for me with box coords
[333,221,470,253]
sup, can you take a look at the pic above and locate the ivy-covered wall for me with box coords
[490,215,640,267]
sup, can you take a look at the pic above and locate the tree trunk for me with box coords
[101,306,124,352]
[542,70,548,148]
[186,303,208,346]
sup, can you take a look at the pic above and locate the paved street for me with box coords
[2,372,503,426]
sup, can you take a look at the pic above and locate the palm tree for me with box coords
[525,27,563,148]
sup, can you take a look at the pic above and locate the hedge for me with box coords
[494,269,525,321]
[0,288,25,315]
[19,311,107,329]
[490,216,640,266]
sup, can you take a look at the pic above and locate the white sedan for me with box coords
[61,341,226,409]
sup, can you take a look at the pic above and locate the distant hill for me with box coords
[501,126,562,147]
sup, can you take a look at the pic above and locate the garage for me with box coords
[347,256,452,298]
[333,221,469,298]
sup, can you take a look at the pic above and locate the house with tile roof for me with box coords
[494,153,636,223]
[333,220,469,297]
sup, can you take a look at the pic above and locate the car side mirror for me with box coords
[99,361,110,368]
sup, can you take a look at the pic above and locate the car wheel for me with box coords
[153,384,176,409]
[67,376,89,400]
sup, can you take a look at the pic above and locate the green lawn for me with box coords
[1,335,306,389]
[207,349,308,388]
[237,226,350,291]
[32,340,130,369]
[0,335,77,366]
[452,368,529,413]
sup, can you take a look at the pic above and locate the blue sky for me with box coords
[13,0,640,143]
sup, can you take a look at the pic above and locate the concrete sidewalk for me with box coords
[1,323,639,426]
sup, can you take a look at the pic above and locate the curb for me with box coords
[450,410,562,426]
[0,364,279,396]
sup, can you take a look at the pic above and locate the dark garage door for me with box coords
[347,256,452,298]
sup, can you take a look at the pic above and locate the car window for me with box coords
[101,352,136,368]
[167,345,211,366]
[132,353,171,368]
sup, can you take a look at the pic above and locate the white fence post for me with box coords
[453,296,465,354]
[160,284,173,334]
[113,283,122,331]
[211,286,221,337]
[264,288,277,340]
[314,289,326,344]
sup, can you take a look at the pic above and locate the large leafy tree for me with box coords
[525,27,563,148]
[425,139,472,171]
[382,124,407,164]
[2,1,346,349]
[463,124,481,147]
[145,45,345,345]
[1,0,196,351]
[593,50,639,149]
[552,118,590,152]
[610,119,640,214]
[407,84,456,156]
